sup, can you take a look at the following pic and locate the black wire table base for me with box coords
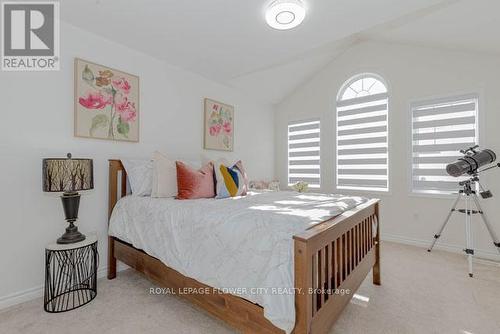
[44,241,98,313]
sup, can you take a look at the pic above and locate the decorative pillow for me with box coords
[214,160,248,198]
[176,161,215,200]
[233,160,249,191]
[151,151,178,198]
[121,159,153,196]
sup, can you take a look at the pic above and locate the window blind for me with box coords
[288,120,320,188]
[411,94,478,194]
[336,92,389,191]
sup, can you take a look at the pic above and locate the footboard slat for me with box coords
[345,232,349,276]
[370,216,374,248]
[355,225,359,265]
[312,252,318,315]
[327,244,332,298]
[294,199,380,334]
[332,239,337,289]
[320,248,326,306]
[368,219,371,252]
[353,230,356,272]
[361,219,365,257]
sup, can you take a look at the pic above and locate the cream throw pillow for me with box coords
[151,151,178,198]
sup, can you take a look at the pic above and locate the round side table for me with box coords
[44,234,98,313]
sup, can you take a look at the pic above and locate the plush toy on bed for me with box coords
[249,180,280,191]
[292,181,309,193]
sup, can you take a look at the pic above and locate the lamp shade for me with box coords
[43,153,94,193]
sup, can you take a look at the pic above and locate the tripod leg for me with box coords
[472,194,500,255]
[428,194,461,252]
[464,197,474,277]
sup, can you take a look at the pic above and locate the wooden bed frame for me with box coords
[107,159,380,334]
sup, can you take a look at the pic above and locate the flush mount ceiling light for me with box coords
[266,0,306,30]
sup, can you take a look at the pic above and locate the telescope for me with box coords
[446,145,498,177]
[429,145,500,278]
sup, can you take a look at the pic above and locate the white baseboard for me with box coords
[0,285,45,312]
[1,236,498,311]
[0,266,110,311]
[381,233,500,265]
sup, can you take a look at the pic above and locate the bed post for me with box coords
[372,201,381,285]
[294,239,312,334]
[108,237,117,279]
[107,160,122,280]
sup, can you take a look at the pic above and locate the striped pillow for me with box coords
[215,160,248,199]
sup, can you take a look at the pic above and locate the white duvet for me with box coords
[109,190,367,333]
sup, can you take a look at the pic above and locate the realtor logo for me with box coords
[1,1,60,71]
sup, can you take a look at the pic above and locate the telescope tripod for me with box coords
[428,179,500,277]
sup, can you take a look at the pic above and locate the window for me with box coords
[336,74,389,192]
[411,94,478,194]
[288,119,320,188]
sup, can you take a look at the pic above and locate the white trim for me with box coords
[407,191,457,200]
[381,233,500,265]
[0,285,45,312]
[410,93,479,109]
[335,73,390,193]
[0,264,128,311]
[287,118,321,188]
[288,118,320,127]
[336,72,388,101]
[3,235,498,312]
[407,92,481,196]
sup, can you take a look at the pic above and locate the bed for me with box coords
[107,159,381,334]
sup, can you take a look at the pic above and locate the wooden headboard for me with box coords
[108,159,128,221]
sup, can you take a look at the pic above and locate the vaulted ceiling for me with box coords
[363,0,500,56]
[61,0,498,105]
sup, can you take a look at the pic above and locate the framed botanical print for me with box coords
[74,58,140,142]
[204,98,234,151]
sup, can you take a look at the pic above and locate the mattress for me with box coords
[109,190,367,333]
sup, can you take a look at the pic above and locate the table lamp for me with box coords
[42,153,94,244]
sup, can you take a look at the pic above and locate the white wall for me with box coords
[275,40,500,261]
[0,22,274,307]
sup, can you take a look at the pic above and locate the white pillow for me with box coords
[121,159,153,196]
[151,151,178,198]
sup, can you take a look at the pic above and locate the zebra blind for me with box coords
[336,88,389,192]
[288,120,320,188]
[411,94,478,194]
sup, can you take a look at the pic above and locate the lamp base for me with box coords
[57,222,86,244]
[57,192,85,244]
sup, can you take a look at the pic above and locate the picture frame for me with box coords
[74,58,140,142]
[203,98,234,151]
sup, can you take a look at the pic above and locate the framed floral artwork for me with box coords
[204,98,234,151]
[74,58,139,142]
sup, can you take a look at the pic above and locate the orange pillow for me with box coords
[176,161,215,199]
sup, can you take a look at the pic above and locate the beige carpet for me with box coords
[1,242,500,334]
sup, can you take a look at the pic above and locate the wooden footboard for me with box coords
[107,159,380,334]
[293,199,380,334]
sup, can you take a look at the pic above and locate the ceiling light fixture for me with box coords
[266,0,306,30]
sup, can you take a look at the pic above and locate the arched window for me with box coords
[336,74,389,192]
